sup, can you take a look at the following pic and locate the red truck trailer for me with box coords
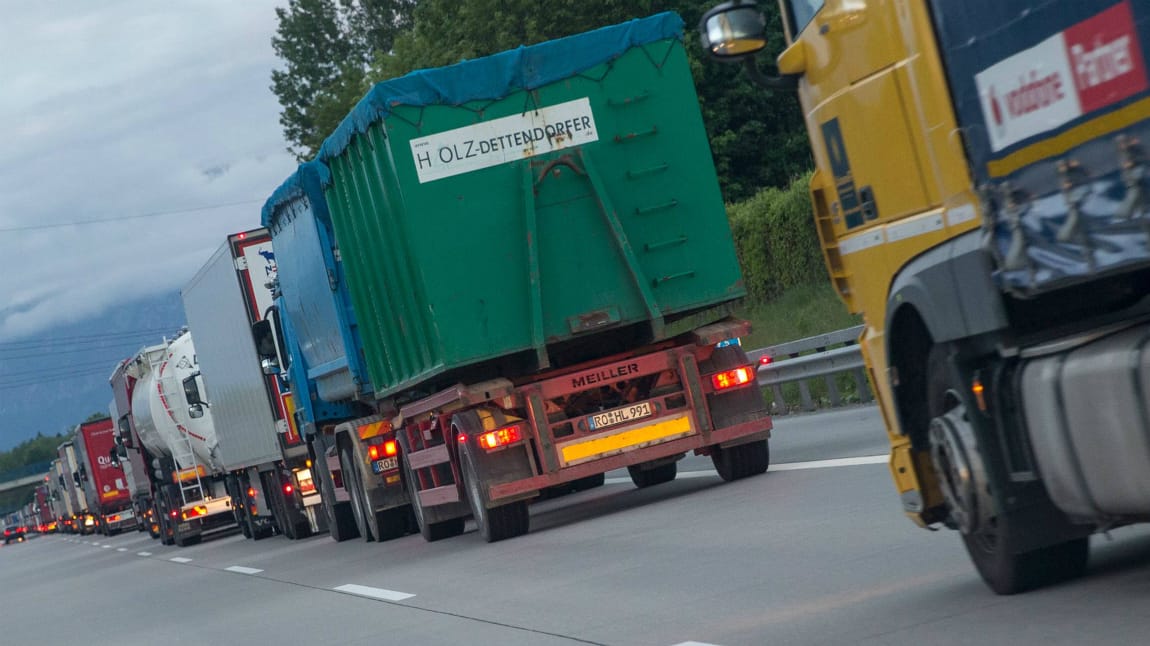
[75,418,136,534]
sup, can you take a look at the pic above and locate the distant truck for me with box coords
[48,458,75,533]
[119,332,236,546]
[73,417,136,534]
[110,360,162,537]
[256,12,773,544]
[181,228,324,541]
[58,440,95,534]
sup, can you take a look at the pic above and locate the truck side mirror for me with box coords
[188,403,204,419]
[260,357,281,376]
[700,0,768,59]
[72,472,81,487]
[699,0,798,90]
[182,373,208,407]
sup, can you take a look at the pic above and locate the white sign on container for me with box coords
[409,98,600,183]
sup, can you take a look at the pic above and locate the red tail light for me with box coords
[383,440,397,457]
[711,366,754,391]
[759,355,773,365]
[181,505,208,521]
[283,484,294,495]
[368,444,380,460]
[478,425,523,451]
[169,510,178,518]
[247,487,257,499]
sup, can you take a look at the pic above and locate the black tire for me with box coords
[711,440,770,482]
[401,449,465,542]
[926,347,1089,594]
[461,447,529,543]
[327,502,359,542]
[628,461,678,488]
[570,473,606,492]
[338,438,374,542]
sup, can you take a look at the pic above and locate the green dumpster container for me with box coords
[317,12,745,400]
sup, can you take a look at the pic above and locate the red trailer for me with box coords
[76,418,136,534]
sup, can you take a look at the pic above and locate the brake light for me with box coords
[711,366,754,391]
[169,510,178,518]
[283,484,294,495]
[759,355,773,365]
[247,487,257,499]
[368,444,380,460]
[108,515,120,522]
[478,425,522,451]
[383,440,397,457]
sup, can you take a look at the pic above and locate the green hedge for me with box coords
[728,171,826,302]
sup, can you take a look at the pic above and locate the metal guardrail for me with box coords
[750,325,871,413]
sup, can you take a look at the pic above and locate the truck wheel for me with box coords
[461,447,529,543]
[927,347,1089,594]
[338,439,374,541]
[571,473,606,492]
[711,440,770,482]
[401,450,465,542]
[372,507,408,542]
[327,502,359,542]
[628,462,677,488]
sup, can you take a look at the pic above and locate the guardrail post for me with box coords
[852,367,872,402]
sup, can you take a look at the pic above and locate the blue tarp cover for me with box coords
[261,160,331,228]
[315,12,684,164]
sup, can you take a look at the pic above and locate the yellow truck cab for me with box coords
[702,0,1150,594]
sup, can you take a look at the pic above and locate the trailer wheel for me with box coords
[628,462,677,488]
[926,346,1089,594]
[338,438,374,541]
[327,502,359,542]
[710,440,770,482]
[461,447,529,543]
[401,449,465,542]
[571,473,606,492]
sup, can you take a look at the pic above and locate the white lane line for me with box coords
[169,557,193,563]
[102,545,112,549]
[605,455,887,484]
[137,552,152,557]
[225,566,263,575]
[332,584,415,602]
[770,455,887,471]
[117,548,128,552]
[672,642,724,646]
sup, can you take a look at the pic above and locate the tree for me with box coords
[271,0,808,198]
[270,0,415,158]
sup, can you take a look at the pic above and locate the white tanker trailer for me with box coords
[125,330,236,546]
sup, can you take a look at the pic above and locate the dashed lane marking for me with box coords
[672,642,724,646]
[225,566,263,575]
[137,552,152,557]
[333,584,415,602]
[117,548,128,552]
[169,557,193,563]
[102,545,112,549]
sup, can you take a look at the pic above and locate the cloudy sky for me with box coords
[0,1,297,342]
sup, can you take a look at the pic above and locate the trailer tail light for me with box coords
[368,445,379,460]
[759,355,773,365]
[169,510,178,518]
[181,505,208,521]
[478,425,523,451]
[108,514,121,522]
[283,483,294,495]
[711,366,754,391]
[368,439,399,461]
[383,440,397,457]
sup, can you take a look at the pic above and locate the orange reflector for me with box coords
[711,366,754,391]
[972,378,987,412]
[479,425,522,451]
[368,445,380,461]
[383,440,397,457]
[247,487,257,499]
